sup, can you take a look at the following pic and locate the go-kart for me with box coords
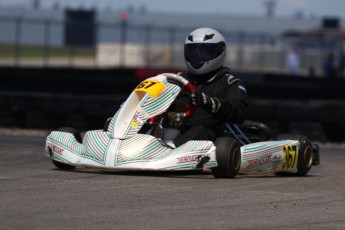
[45,73,320,178]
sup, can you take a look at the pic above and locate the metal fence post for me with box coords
[236,32,245,69]
[66,20,74,67]
[145,26,152,68]
[258,34,266,70]
[92,21,98,68]
[120,21,127,66]
[68,45,75,67]
[14,17,22,66]
[169,26,176,66]
[43,19,51,67]
[278,35,286,71]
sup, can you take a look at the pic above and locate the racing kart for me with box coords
[45,73,320,178]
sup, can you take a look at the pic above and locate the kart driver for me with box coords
[168,27,248,148]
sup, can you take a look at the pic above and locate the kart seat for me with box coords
[144,125,181,142]
[225,120,271,146]
[103,116,181,142]
[163,128,181,141]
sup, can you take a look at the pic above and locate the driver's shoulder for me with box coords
[216,72,241,87]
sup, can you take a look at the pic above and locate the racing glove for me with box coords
[167,112,183,128]
[191,92,221,113]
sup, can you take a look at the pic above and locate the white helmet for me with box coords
[184,27,226,76]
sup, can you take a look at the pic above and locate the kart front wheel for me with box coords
[51,159,75,170]
[57,127,82,143]
[212,137,241,178]
[276,134,314,176]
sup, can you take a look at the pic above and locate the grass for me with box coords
[0,43,95,59]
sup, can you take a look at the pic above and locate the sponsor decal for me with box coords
[176,154,209,164]
[247,155,272,167]
[131,121,139,128]
[239,85,247,93]
[131,115,144,128]
[133,115,144,125]
[48,143,64,156]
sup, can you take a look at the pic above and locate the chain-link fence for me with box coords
[0,15,344,76]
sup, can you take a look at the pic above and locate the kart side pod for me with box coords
[239,135,317,176]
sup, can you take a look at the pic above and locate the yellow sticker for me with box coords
[282,145,298,170]
[134,80,166,99]
[131,120,138,128]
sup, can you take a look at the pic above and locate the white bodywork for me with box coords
[45,73,303,175]
[240,140,300,175]
[45,74,217,171]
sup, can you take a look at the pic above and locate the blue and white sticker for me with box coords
[239,85,247,93]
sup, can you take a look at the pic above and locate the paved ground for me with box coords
[0,135,345,230]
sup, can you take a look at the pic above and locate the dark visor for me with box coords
[184,42,225,63]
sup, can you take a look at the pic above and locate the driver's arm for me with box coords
[217,80,248,123]
[192,78,248,124]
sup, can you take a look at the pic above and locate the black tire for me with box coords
[50,127,82,170]
[212,137,241,178]
[103,117,112,131]
[57,127,82,143]
[52,159,76,170]
[275,134,313,176]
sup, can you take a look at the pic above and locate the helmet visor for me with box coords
[184,42,225,63]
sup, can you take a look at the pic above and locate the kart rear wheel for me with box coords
[212,137,241,178]
[50,127,82,170]
[275,134,313,176]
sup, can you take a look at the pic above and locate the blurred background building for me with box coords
[0,0,344,76]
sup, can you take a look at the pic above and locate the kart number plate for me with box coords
[134,80,166,99]
[282,144,298,170]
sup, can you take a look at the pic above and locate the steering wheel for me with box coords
[164,73,195,118]
[148,73,196,127]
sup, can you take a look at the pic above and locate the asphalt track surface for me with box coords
[1,135,345,230]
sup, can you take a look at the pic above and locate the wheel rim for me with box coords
[304,145,313,168]
[233,148,241,171]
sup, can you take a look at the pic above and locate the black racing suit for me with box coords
[171,67,248,147]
